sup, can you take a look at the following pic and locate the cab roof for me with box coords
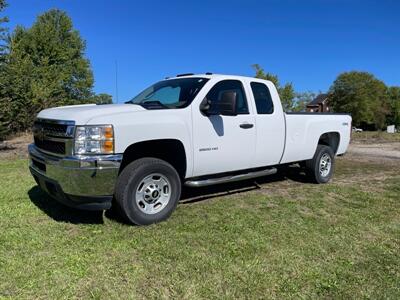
[166,73,269,83]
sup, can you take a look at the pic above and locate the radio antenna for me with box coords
[115,60,119,103]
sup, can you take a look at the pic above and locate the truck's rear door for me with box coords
[246,79,286,167]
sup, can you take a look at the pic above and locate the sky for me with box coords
[4,0,400,102]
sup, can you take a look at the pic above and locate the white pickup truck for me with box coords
[29,73,351,225]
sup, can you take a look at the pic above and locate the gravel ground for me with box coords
[0,133,32,160]
[347,142,400,161]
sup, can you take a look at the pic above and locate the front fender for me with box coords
[87,108,193,177]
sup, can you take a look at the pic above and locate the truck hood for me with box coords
[37,104,146,124]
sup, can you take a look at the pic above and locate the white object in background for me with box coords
[352,127,363,133]
[387,125,395,134]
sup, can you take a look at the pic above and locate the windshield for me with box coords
[126,77,209,109]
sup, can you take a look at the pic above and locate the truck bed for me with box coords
[280,112,351,164]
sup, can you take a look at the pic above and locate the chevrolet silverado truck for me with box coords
[29,73,351,225]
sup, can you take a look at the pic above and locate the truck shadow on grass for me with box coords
[27,166,309,225]
[180,165,310,204]
[28,186,104,224]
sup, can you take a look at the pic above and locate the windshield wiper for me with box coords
[139,100,170,109]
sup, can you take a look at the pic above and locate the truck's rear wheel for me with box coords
[115,158,181,225]
[305,145,335,184]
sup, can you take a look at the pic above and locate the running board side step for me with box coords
[184,168,277,188]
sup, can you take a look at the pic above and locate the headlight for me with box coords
[74,125,114,155]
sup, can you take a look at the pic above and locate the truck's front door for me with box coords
[192,79,256,177]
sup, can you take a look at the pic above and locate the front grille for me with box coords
[33,120,72,138]
[41,123,68,137]
[33,118,75,156]
[34,137,66,154]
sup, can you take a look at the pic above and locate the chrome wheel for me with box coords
[135,173,171,215]
[319,153,332,177]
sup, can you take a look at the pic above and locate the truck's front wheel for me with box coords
[115,158,181,225]
[305,145,335,184]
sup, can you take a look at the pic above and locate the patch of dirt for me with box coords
[334,172,397,194]
[0,133,32,159]
[347,142,400,163]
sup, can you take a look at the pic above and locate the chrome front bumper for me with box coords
[28,144,122,210]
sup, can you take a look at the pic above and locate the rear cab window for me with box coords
[250,82,274,114]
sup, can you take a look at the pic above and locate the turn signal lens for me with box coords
[104,126,114,139]
[102,140,114,153]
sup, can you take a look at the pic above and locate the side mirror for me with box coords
[200,98,212,116]
[218,91,237,116]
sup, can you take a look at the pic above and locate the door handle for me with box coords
[239,123,254,129]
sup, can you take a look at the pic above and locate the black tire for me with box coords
[115,158,181,225]
[305,145,335,184]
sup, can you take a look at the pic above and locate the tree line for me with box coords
[254,65,400,130]
[0,1,112,140]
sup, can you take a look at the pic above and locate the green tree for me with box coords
[329,71,389,129]
[387,86,400,127]
[0,0,9,140]
[88,93,113,105]
[2,9,94,134]
[252,64,295,111]
[0,0,7,58]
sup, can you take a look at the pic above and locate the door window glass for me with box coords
[206,80,249,114]
[250,82,274,114]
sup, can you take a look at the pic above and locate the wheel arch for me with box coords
[119,139,187,179]
[317,132,340,154]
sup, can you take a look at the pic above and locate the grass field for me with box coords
[0,156,399,299]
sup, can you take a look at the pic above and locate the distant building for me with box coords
[306,94,331,112]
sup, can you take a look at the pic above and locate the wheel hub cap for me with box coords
[136,173,171,214]
[319,153,332,177]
